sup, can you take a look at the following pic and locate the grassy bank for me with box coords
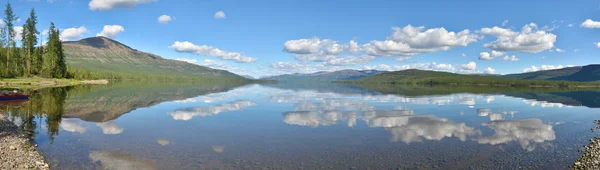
[0,77,108,89]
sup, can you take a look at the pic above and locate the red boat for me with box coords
[0,89,29,101]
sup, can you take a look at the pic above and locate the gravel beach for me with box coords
[0,114,49,170]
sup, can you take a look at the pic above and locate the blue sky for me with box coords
[9,0,600,77]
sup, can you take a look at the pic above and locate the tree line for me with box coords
[0,2,69,79]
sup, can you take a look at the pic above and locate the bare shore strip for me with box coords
[0,78,109,89]
[0,114,49,170]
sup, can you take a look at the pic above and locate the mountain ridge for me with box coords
[502,65,600,82]
[261,69,387,82]
[63,36,246,80]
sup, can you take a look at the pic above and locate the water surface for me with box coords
[3,83,600,169]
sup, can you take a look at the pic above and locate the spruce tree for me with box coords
[23,8,38,76]
[3,2,16,75]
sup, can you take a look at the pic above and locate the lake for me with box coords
[3,82,600,169]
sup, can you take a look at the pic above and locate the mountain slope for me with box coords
[501,65,600,82]
[63,36,245,80]
[262,69,386,82]
[342,69,600,87]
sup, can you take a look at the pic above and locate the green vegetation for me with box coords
[262,69,386,82]
[0,3,70,79]
[502,64,600,82]
[338,69,600,87]
[0,77,107,89]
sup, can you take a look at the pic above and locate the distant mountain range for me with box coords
[63,36,246,80]
[261,69,387,82]
[502,65,600,82]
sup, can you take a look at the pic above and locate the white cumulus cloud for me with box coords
[502,55,519,61]
[484,67,496,74]
[479,52,492,60]
[214,11,226,19]
[96,25,125,39]
[89,0,155,11]
[480,23,556,53]
[169,41,257,63]
[581,19,600,28]
[158,15,172,24]
[363,25,479,56]
[459,61,476,71]
[60,26,88,41]
[522,65,572,72]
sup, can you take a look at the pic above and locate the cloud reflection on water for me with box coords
[477,118,556,151]
[89,151,156,170]
[275,90,555,149]
[168,100,257,121]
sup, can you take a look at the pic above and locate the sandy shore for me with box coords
[0,114,49,170]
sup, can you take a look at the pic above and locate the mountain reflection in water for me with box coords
[1,83,600,169]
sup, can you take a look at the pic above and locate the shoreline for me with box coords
[0,114,49,169]
[0,78,109,89]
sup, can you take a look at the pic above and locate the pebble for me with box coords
[0,115,49,170]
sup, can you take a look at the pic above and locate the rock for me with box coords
[9,146,16,150]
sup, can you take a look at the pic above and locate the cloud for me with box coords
[169,41,257,63]
[157,15,172,24]
[502,20,508,26]
[96,25,125,39]
[89,151,156,170]
[522,65,572,72]
[212,146,225,153]
[323,55,375,66]
[484,67,496,74]
[477,119,555,151]
[283,38,358,56]
[96,121,124,135]
[459,62,476,71]
[168,100,256,121]
[89,0,155,11]
[60,26,87,41]
[60,119,87,134]
[396,57,410,62]
[174,58,198,64]
[491,50,505,57]
[157,138,170,146]
[581,19,600,28]
[363,25,478,56]
[14,26,23,41]
[480,23,556,53]
[360,62,455,72]
[214,11,226,19]
[502,55,519,61]
[41,29,49,36]
[478,52,492,60]
[596,42,600,48]
[461,53,467,57]
[555,48,564,52]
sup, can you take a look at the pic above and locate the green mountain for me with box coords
[63,36,246,80]
[341,69,600,87]
[262,69,386,82]
[502,65,600,82]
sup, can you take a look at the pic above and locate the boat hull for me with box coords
[0,95,29,101]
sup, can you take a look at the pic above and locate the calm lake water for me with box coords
[4,82,600,169]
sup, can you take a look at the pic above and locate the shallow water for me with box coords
[4,83,600,169]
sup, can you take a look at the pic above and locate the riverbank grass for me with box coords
[0,77,108,89]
